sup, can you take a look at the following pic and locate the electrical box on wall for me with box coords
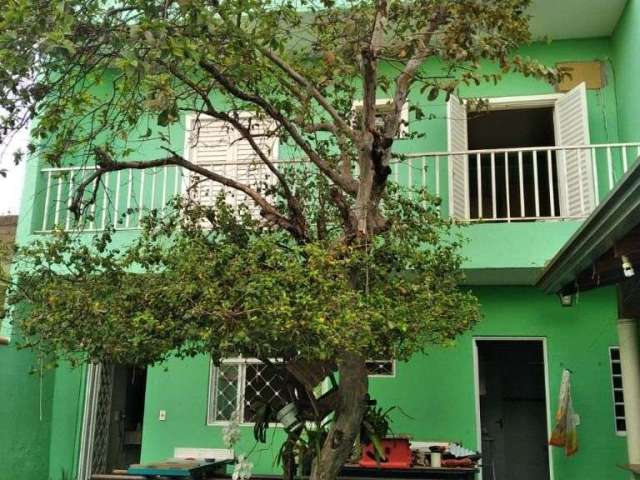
[556,61,604,92]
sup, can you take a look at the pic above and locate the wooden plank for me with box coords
[556,62,603,92]
[128,460,230,478]
[91,475,146,480]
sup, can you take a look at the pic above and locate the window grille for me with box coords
[365,360,395,377]
[609,347,626,435]
[208,359,288,424]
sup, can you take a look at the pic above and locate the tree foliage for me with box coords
[11,188,478,367]
[1,1,559,478]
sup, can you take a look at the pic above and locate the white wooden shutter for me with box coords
[187,115,278,214]
[447,95,469,220]
[554,82,594,217]
[187,117,233,207]
[230,118,278,214]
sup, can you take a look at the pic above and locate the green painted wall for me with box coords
[613,0,640,143]
[0,340,55,480]
[140,286,627,480]
[2,33,634,480]
[47,366,87,480]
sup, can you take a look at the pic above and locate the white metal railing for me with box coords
[36,143,640,232]
[410,142,640,222]
[38,165,185,232]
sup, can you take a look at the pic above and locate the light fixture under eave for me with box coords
[622,255,635,278]
[558,293,573,307]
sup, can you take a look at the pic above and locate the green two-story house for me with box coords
[4,1,640,480]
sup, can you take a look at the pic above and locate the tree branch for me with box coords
[71,148,306,239]
[162,61,308,236]
[259,48,358,143]
[199,59,358,195]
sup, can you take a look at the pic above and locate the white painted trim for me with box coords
[77,364,102,480]
[472,337,554,480]
[480,93,563,111]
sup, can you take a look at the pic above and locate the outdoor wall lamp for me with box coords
[622,255,635,278]
[558,293,573,307]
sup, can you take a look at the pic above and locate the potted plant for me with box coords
[359,402,411,469]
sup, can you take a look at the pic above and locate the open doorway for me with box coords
[467,107,560,219]
[78,364,147,479]
[475,339,551,480]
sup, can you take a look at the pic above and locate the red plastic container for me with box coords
[359,438,411,469]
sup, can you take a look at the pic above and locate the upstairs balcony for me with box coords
[34,142,639,234]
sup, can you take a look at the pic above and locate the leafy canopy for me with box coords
[1,0,556,366]
[10,187,479,366]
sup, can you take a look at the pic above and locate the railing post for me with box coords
[518,151,525,218]
[435,156,440,198]
[591,146,599,207]
[504,152,511,222]
[113,170,121,228]
[533,150,540,218]
[547,150,556,217]
[42,171,52,231]
[125,170,133,228]
[490,152,496,220]
[476,153,482,219]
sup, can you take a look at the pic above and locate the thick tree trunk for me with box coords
[309,352,368,480]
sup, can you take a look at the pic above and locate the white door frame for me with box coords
[472,337,554,480]
[77,363,102,480]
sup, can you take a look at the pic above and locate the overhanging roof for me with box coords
[528,0,627,40]
[536,159,640,294]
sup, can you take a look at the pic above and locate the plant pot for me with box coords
[275,402,303,433]
[359,437,411,469]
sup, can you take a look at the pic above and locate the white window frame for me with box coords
[609,346,627,436]
[352,99,409,138]
[449,89,593,222]
[365,359,396,378]
[207,357,286,426]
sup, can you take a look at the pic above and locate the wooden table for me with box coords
[340,465,477,480]
[127,459,232,479]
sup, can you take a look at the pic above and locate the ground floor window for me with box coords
[208,358,394,424]
[365,360,395,377]
[609,347,626,434]
[208,359,288,424]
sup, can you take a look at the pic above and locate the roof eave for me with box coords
[536,160,640,294]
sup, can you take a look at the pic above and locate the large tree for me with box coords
[1,1,558,478]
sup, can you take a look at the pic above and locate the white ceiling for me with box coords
[528,0,627,40]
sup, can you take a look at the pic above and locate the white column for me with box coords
[618,318,640,466]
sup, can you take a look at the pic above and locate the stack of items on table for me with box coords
[411,442,480,469]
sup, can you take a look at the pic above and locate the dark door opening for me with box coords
[467,108,560,220]
[477,340,550,480]
[91,365,147,475]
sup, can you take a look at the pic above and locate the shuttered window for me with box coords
[186,115,278,213]
[447,82,594,221]
[447,94,469,220]
[553,82,594,218]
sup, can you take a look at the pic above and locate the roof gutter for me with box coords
[536,159,640,293]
